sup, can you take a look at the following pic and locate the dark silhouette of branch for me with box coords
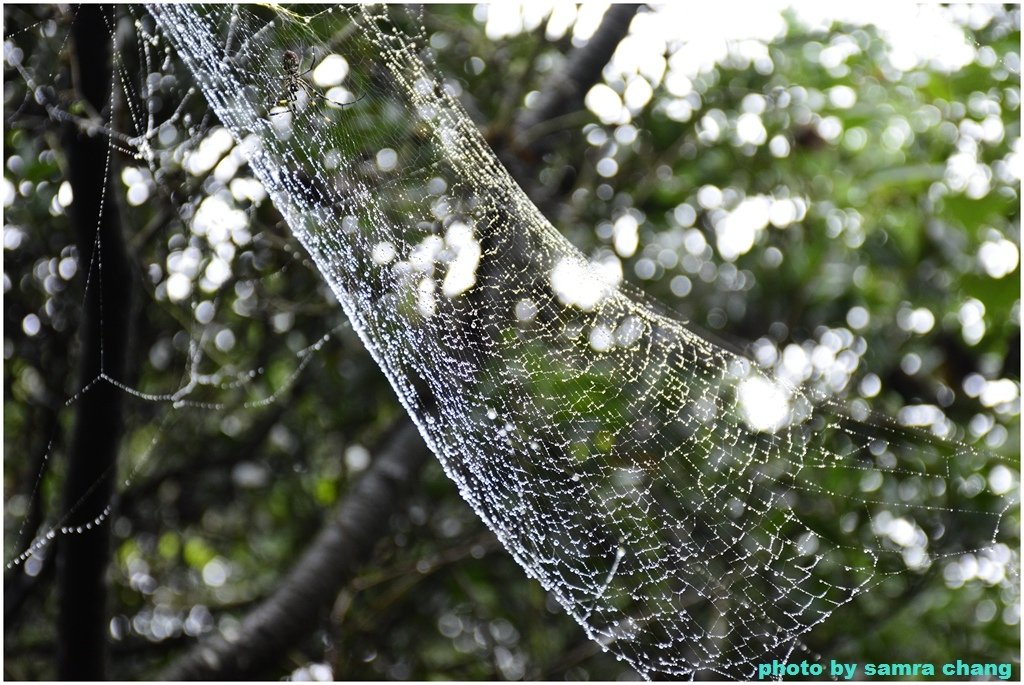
[511,4,640,158]
[56,5,135,680]
[160,420,432,680]
[494,4,640,214]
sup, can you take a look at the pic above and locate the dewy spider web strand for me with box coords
[13,3,995,678]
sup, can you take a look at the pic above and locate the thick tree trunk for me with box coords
[56,5,133,680]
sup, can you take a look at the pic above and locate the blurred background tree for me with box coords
[3,4,1019,680]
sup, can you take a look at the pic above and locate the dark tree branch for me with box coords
[56,5,135,680]
[511,4,640,158]
[160,420,432,680]
[493,4,640,216]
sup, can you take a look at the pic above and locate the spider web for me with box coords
[142,4,1014,678]
[3,4,1018,679]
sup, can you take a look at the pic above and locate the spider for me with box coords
[269,49,363,119]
